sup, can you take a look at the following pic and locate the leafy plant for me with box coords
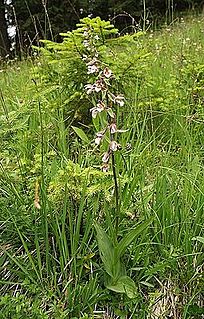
[94,218,153,298]
[1,15,204,318]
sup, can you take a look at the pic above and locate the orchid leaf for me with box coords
[107,275,137,299]
[72,126,90,144]
[117,217,153,258]
[94,222,121,279]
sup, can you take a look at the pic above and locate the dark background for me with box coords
[0,0,204,57]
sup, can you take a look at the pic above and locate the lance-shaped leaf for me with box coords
[117,217,154,258]
[94,222,121,279]
[72,126,90,144]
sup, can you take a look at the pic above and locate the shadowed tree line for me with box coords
[0,0,11,57]
[0,0,203,58]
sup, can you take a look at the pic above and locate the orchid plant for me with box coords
[78,18,153,299]
[81,20,127,233]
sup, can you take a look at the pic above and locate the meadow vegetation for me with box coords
[0,15,204,318]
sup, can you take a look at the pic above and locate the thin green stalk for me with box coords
[33,79,50,277]
[111,151,120,236]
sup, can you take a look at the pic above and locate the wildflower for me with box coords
[83,40,90,48]
[103,67,112,78]
[95,128,107,145]
[109,123,117,134]
[83,31,89,37]
[90,107,99,118]
[95,134,103,145]
[102,151,110,163]
[87,58,99,74]
[109,123,128,134]
[85,84,94,94]
[114,95,125,107]
[82,54,88,61]
[109,141,120,151]
[97,100,106,110]
[102,163,109,172]
[85,80,106,95]
[88,64,99,74]
[90,101,105,118]
[94,79,106,92]
[82,25,126,175]
[108,93,125,106]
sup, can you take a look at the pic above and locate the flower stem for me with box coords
[111,147,120,236]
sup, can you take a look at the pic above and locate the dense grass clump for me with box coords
[0,16,204,318]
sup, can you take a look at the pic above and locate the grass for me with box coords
[0,15,204,318]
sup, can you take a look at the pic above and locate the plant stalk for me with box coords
[111,152,120,235]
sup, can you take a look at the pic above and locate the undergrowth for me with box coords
[0,16,204,319]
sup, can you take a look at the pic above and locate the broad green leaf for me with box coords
[94,222,121,278]
[72,126,90,144]
[117,217,153,258]
[107,275,137,299]
[192,236,204,244]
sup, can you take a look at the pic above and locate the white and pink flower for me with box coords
[114,95,125,106]
[102,163,109,172]
[103,67,112,79]
[90,101,106,118]
[109,141,120,151]
[102,152,110,163]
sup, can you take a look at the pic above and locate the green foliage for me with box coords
[47,159,113,208]
[192,236,204,244]
[34,17,149,129]
[186,304,204,317]
[94,218,153,298]
[72,126,90,144]
[0,294,48,319]
[1,16,204,318]
[33,17,119,126]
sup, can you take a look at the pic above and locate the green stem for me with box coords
[106,97,120,237]
[111,149,120,237]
